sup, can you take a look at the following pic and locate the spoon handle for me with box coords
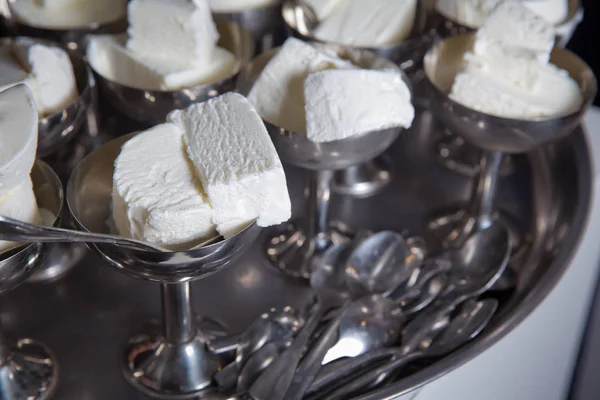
[307,347,400,396]
[323,352,424,400]
[284,304,347,400]
[249,303,325,400]
[0,215,159,252]
[207,335,242,355]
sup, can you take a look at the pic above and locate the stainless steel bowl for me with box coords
[212,1,285,54]
[0,161,63,294]
[237,44,409,170]
[66,133,261,284]
[89,19,255,125]
[3,0,126,53]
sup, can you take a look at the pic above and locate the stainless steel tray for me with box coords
[0,106,592,400]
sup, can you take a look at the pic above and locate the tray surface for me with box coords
[0,107,591,399]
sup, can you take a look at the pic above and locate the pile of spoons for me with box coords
[208,224,514,399]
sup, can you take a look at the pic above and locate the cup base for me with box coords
[0,338,58,400]
[434,134,516,178]
[332,156,394,198]
[121,323,224,399]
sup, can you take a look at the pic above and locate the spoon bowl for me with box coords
[322,295,403,365]
[345,231,414,297]
[449,222,512,296]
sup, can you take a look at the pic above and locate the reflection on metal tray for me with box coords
[0,107,591,400]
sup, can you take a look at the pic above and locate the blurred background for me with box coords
[567,0,599,106]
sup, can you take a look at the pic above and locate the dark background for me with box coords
[566,0,599,106]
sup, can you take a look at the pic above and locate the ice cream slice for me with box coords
[0,39,78,116]
[435,0,569,28]
[449,1,582,119]
[126,0,219,68]
[0,84,38,194]
[87,34,236,91]
[0,178,41,253]
[247,38,355,133]
[168,93,291,238]
[313,0,417,46]
[304,69,414,143]
[0,84,40,253]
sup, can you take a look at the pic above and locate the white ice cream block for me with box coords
[126,0,219,67]
[10,0,128,29]
[0,177,41,253]
[87,34,165,90]
[0,84,38,194]
[314,0,417,46]
[474,1,556,63]
[88,34,236,91]
[208,0,278,12]
[11,38,78,115]
[450,63,583,119]
[304,69,415,143]
[112,123,216,251]
[247,38,355,133]
[449,1,582,120]
[302,0,345,20]
[168,92,292,238]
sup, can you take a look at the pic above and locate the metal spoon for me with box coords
[321,295,403,365]
[438,222,511,312]
[211,308,304,390]
[236,339,291,392]
[251,232,413,400]
[248,242,353,400]
[0,214,221,252]
[307,302,453,397]
[280,234,415,400]
[320,299,499,399]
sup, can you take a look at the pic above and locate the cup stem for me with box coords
[161,282,195,345]
[470,151,503,229]
[306,170,334,252]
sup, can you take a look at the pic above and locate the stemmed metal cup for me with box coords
[88,19,255,126]
[281,0,436,198]
[431,0,585,178]
[423,34,597,250]
[0,161,63,400]
[67,134,262,399]
[0,36,97,283]
[237,44,411,280]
